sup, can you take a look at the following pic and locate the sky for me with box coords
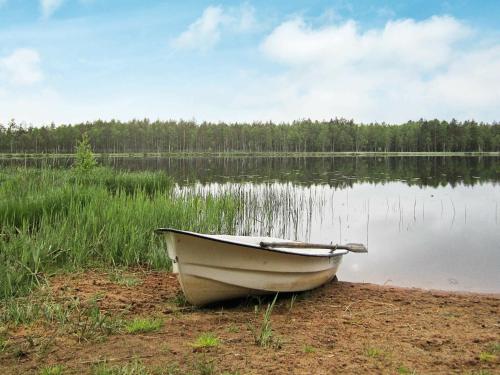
[0,0,499,126]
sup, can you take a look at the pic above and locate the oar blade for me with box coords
[345,243,368,253]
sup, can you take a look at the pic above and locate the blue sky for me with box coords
[0,0,499,125]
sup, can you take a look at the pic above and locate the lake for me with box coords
[2,155,499,293]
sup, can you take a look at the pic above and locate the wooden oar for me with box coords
[259,241,368,253]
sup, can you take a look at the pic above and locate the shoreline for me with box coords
[1,270,498,374]
[1,151,499,159]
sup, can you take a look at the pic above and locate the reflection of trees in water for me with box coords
[1,156,498,187]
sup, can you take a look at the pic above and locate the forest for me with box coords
[0,118,499,154]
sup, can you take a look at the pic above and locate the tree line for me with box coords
[0,118,499,153]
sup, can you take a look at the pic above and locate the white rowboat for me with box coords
[156,228,367,306]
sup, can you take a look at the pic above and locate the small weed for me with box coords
[479,352,497,363]
[0,333,8,352]
[194,357,215,375]
[109,271,141,287]
[366,347,385,358]
[125,317,163,334]
[397,365,417,374]
[169,293,188,308]
[192,332,220,349]
[151,363,181,375]
[92,359,149,375]
[303,344,316,353]
[254,293,279,348]
[487,342,500,353]
[226,324,239,333]
[42,299,76,325]
[289,294,297,311]
[1,298,41,326]
[71,298,121,341]
[40,365,64,375]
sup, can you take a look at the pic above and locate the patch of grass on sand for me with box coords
[193,357,216,375]
[226,324,239,333]
[253,293,279,348]
[109,271,142,287]
[125,317,163,334]
[171,293,188,307]
[192,332,220,349]
[0,292,121,342]
[92,359,148,375]
[39,365,64,375]
[397,365,417,374]
[366,347,386,358]
[0,334,7,351]
[479,352,497,363]
[72,298,122,342]
[1,298,41,326]
[303,344,316,353]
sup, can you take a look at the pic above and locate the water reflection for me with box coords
[176,182,500,293]
[1,155,499,187]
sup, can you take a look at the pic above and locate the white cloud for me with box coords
[0,48,43,85]
[171,6,226,51]
[252,15,500,122]
[236,3,256,32]
[40,0,64,18]
[171,4,257,51]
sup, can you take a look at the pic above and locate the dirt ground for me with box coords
[1,270,499,375]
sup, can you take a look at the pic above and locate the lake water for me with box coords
[2,155,499,293]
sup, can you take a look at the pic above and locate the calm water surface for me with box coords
[2,156,499,293]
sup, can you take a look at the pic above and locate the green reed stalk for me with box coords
[0,168,240,299]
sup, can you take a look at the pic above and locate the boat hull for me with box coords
[164,230,344,306]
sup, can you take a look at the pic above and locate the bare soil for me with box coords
[1,270,499,374]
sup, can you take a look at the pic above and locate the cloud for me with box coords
[171,6,225,51]
[0,48,43,85]
[236,3,256,32]
[171,4,256,51]
[254,15,500,122]
[40,0,64,18]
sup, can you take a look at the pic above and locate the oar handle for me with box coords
[260,241,367,253]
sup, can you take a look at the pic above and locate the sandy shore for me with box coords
[1,270,499,374]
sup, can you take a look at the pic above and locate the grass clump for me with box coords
[0,167,240,300]
[303,344,316,353]
[226,324,239,333]
[0,333,8,352]
[479,352,497,363]
[39,365,64,375]
[253,293,279,348]
[479,342,499,363]
[193,357,215,375]
[0,293,121,342]
[366,347,386,358]
[0,298,41,326]
[92,359,149,375]
[192,332,220,349]
[109,271,141,287]
[125,317,163,334]
[397,365,417,374]
[71,297,122,342]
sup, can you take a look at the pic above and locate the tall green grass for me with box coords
[0,168,240,299]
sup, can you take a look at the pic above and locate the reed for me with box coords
[0,168,240,299]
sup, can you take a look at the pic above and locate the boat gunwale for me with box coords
[155,228,348,258]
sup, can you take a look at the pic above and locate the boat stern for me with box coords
[163,231,180,274]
